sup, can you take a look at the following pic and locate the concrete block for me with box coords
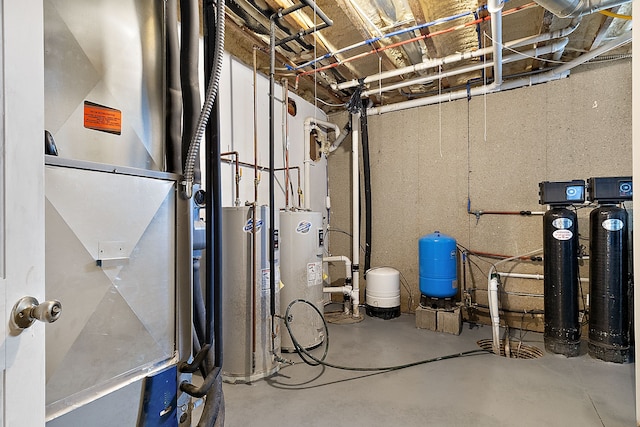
[436,307,462,335]
[415,306,437,331]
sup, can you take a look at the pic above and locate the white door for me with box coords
[0,1,46,426]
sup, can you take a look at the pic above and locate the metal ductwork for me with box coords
[533,0,631,18]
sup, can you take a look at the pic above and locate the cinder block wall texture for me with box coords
[326,60,632,331]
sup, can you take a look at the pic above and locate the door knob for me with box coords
[11,296,62,329]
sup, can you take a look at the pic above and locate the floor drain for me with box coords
[477,339,544,359]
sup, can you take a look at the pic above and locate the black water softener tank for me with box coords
[588,205,631,363]
[543,207,581,357]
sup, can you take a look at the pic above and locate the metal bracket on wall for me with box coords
[96,240,130,268]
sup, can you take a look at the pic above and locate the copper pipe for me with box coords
[273,167,302,208]
[282,78,290,208]
[466,250,542,261]
[218,157,303,208]
[221,151,240,205]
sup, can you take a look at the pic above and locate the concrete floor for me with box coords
[220,311,635,427]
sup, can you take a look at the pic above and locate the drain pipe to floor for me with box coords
[487,248,543,355]
[323,255,355,314]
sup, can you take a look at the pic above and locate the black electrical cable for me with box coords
[204,0,224,373]
[201,2,225,426]
[284,299,490,373]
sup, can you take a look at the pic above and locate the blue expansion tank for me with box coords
[419,231,458,298]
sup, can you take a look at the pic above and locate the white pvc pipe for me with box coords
[488,275,501,354]
[303,117,341,209]
[334,19,580,91]
[497,271,589,282]
[362,39,569,98]
[323,286,352,294]
[368,31,630,116]
[488,0,504,87]
[487,248,543,355]
[323,255,352,280]
[351,112,361,317]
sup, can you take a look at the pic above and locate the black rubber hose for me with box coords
[181,366,220,398]
[166,0,182,174]
[284,299,490,371]
[181,0,202,183]
[197,374,225,427]
[179,344,212,374]
[204,0,224,372]
[193,257,206,347]
[360,103,372,273]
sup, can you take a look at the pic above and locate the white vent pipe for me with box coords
[323,255,352,281]
[303,117,340,209]
[488,0,505,87]
[334,19,581,92]
[534,0,630,17]
[487,249,543,355]
[368,31,630,115]
[362,39,569,98]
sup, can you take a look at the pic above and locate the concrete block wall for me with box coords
[326,60,632,331]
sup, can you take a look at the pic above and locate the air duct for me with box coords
[534,0,631,18]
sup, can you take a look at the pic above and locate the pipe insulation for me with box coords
[534,0,631,17]
[362,39,569,97]
[333,18,581,91]
[368,31,630,115]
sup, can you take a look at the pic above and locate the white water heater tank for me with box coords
[365,267,401,319]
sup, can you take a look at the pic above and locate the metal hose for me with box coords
[182,0,226,198]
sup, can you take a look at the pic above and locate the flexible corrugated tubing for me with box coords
[183,1,226,199]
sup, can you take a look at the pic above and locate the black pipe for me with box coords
[360,102,372,273]
[245,0,314,51]
[181,0,202,183]
[166,0,182,174]
[193,257,206,347]
[204,0,224,371]
[269,16,277,331]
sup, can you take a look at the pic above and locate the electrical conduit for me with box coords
[181,0,225,199]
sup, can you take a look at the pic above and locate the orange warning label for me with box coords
[84,101,122,135]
